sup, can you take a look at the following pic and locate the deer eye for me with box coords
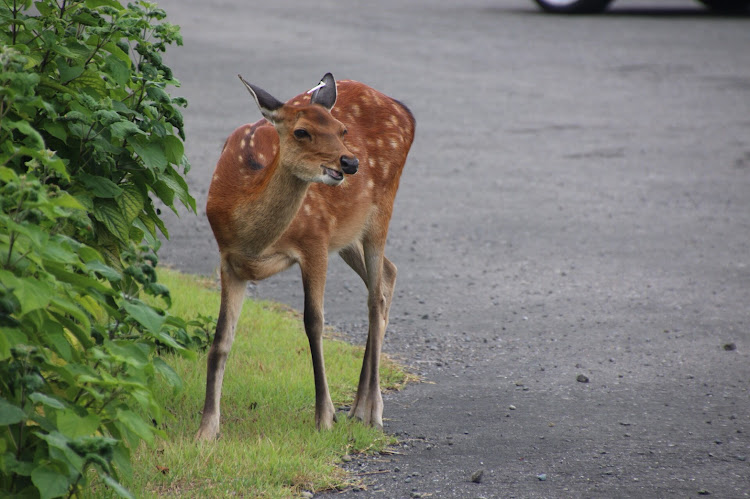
[293,129,311,140]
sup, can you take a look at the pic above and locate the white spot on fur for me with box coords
[304,204,311,215]
[240,138,246,149]
[352,104,361,117]
[244,127,252,136]
[258,153,266,163]
[367,179,374,189]
[390,138,399,149]
[237,154,243,162]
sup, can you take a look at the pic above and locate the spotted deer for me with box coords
[195,73,415,440]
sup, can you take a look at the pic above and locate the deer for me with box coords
[195,73,416,441]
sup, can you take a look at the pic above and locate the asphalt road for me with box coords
[154,0,750,497]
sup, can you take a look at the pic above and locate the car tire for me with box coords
[533,0,614,13]
[697,0,750,12]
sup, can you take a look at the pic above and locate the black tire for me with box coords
[697,0,750,12]
[533,0,614,13]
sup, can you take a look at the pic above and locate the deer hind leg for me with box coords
[341,241,397,429]
[340,243,397,319]
[196,260,247,441]
[300,253,337,430]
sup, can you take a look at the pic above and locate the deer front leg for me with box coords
[196,262,247,441]
[349,245,397,429]
[301,256,337,430]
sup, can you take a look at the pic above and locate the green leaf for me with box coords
[101,473,135,499]
[122,299,165,334]
[38,77,78,96]
[106,340,149,367]
[57,411,101,438]
[40,236,79,265]
[0,166,18,182]
[115,408,154,445]
[42,319,74,361]
[29,393,66,410]
[104,54,131,87]
[50,312,93,350]
[153,357,182,392]
[59,64,85,84]
[146,85,170,104]
[49,296,93,336]
[152,330,185,353]
[37,431,86,473]
[150,179,174,208]
[101,41,131,65]
[85,261,122,282]
[0,397,26,425]
[109,120,144,139]
[86,0,125,11]
[0,329,28,360]
[116,184,144,224]
[78,172,123,198]
[0,270,54,314]
[44,121,68,142]
[45,262,110,295]
[163,134,184,165]
[31,464,71,499]
[161,164,196,211]
[92,199,130,242]
[128,135,167,172]
[69,69,108,98]
[6,119,44,148]
[0,333,10,361]
[50,191,85,210]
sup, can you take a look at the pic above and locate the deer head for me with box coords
[238,73,359,186]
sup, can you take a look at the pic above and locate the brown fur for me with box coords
[196,79,415,440]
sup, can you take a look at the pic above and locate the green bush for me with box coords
[0,1,205,497]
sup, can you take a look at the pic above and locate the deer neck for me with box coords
[235,155,310,256]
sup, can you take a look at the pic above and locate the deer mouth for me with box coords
[322,166,343,181]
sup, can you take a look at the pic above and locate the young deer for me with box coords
[195,73,415,440]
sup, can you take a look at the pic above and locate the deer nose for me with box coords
[340,155,359,175]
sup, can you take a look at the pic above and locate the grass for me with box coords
[98,269,412,498]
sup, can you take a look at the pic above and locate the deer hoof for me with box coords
[195,420,220,441]
[348,400,383,430]
[316,404,338,430]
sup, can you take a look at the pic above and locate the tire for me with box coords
[697,0,750,12]
[533,0,614,13]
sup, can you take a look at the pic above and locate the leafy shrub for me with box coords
[0,1,207,497]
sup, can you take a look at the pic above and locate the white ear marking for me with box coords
[306,81,326,94]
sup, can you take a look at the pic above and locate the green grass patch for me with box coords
[97,269,411,498]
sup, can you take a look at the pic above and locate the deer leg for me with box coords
[347,242,397,429]
[301,255,337,430]
[196,261,247,441]
[340,243,397,317]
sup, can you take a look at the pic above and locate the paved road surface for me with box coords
[155,0,750,496]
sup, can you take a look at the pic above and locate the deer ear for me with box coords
[309,73,337,111]
[238,74,284,123]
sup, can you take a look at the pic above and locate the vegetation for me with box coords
[0,1,199,497]
[1,2,412,498]
[95,270,410,498]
